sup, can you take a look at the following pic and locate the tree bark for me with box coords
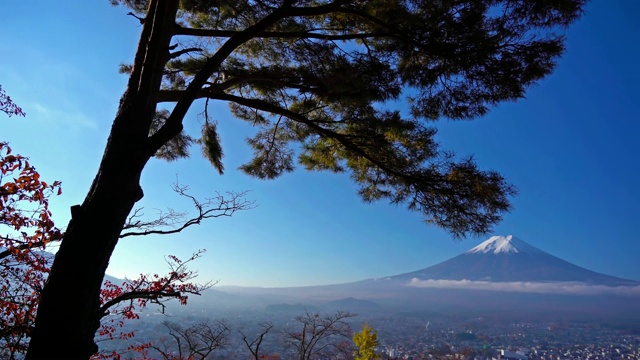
[26,1,180,358]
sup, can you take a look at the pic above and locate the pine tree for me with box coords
[24,1,586,357]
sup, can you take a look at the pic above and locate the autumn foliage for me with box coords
[0,85,25,117]
[353,323,381,360]
[0,142,63,357]
[94,251,210,359]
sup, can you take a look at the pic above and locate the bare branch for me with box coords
[122,207,187,232]
[151,320,231,359]
[240,321,274,359]
[119,183,254,238]
[286,310,356,360]
[126,11,145,24]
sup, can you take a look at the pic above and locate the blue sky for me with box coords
[1,1,638,287]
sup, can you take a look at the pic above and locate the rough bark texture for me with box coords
[25,1,180,357]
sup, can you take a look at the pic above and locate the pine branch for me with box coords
[175,24,391,41]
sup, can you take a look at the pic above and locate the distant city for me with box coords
[99,303,640,359]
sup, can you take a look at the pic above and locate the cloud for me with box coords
[406,278,640,296]
[27,102,97,129]
[0,45,110,131]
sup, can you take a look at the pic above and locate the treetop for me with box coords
[112,0,586,237]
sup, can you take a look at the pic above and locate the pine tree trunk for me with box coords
[25,131,148,358]
[26,1,179,357]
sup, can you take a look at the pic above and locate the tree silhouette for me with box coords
[240,321,275,360]
[285,310,356,360]
[23,1,586,357]
[148,320,231,359]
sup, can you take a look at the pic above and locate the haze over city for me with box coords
[1,0,638,288]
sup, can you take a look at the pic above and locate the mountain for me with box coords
[390,235,638,286]
[212,235,640,318]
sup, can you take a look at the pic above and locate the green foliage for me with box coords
[239,124,295,179]
[200,121,225,174]
[117,0,585,237]
[353,323,380,360]
[149,109,194,161]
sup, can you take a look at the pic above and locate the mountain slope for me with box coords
[391,235,638,286]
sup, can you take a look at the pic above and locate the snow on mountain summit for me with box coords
[465,235,536,254]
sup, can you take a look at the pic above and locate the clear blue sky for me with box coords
[1,1,638,287]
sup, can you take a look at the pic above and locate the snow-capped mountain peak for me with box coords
[466,235,522,254]
[391,235,638,286]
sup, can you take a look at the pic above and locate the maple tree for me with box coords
[18,1,586,357]
[0,88,54,357]
[0,141,62,358]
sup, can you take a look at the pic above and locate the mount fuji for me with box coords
[391,235,638,286]
[206,235,640,319]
